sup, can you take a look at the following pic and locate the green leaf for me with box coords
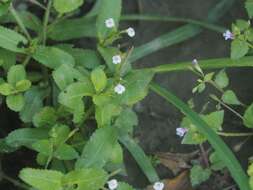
[0,48,16,71]
[150,82,250,190]
[115,108,138,134]
[0,26,27,53]
[20,87,47,123]
[15,79,31,92]
[214,69,229,89]
[49,124,70,146]
[54,144,79,160]
[96,0,122,40]
[48,16,96,41]
[246,0,253,18]
[0,83,14,96]
[32,46,75,69]
[243,103,253,128]
[95,103,122,127]
[32,139,53,156]
[190,165,211,186]
[6,94,25,112]
[210,152,226,171]
[91,67,107,92]
[222,90,241,105]
[7,65,26,85]
[6,128,49,148]
[231,39,249,59]
[0,1,10,17]
[75,126,117,168]
[33,107,57,128]
[53,0,84,13]
[56,45,101,69]
[62,168,108,190]
[110,142,123,164]
[19,168,63,190]
[119,70,154,105]
[248,163,253,190]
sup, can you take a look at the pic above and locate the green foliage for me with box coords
[214,69,229,89]
[243,103,253,128]
[190,165,211,186]
[245,0,253,18]
[222,90,241,105]
[53,0,84,14]
[91,67,107,92]
[209,152,226,171]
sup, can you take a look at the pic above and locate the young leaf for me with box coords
[214,69,229,89]
[19,168,63,190]
[96,0,122,40]
[6,94,25,112]
[75,126,117,168]
[6,128,49,148]
[222,90,241,105]
[15,79,31,92]
[0,83,14,96]
[190,165,211,186]
[0,49,16,71]
[243,103,253,128]
[32,46,75,69]
[0,26,27,53]
[49,124,70,146]
[110,142,123,164]
[53,0,84,13]
[118,182,135,190]
[7,65,26,85]
[62,168,108,190]
[32,139,53,156]
[91,67,107,92]
[231,39,249,59]
[33,107,57,128]
[210,152,226,171]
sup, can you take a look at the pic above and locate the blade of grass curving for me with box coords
[150,82,251,190]
[148,56,253,73]
[121,14,226,33]
[129,0,235,63]
[119,134,160,183]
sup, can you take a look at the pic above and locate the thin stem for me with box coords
[208,80,224,93]
[199,144,209,168]
[217,132,253,137]
[210,95,244,120]
[121,14,226,33]
[9,3,31,41]
[22,55,32,67]
[27,0,46,10]
[42,0,52,45]
[108,169,122,178]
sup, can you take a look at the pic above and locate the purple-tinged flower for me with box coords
[176,127,188,137]
[107,179,118,190]
[192,59,198,65]
[126,27,135,37]
[153,182,164,190]
[223,30,234,40]
[114,84,126,94]
[105,18,115,28]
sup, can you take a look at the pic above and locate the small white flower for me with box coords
[153,182,164,190]
[114,84,126,94]
[105,18,115,28]
[223,30,234,40]
[112,55,122,64]
[126,27,135,37]
[176,127,188,137]
[107,179,118,190]
[192,59,198,65]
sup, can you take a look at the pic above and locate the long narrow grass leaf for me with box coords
[121,14,226,33]
[119,135,160,183]
[149,56,253,73]
[150,82,250,190]
[129,0,235,63]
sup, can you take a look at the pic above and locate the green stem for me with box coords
[208,80,224,93]
[27,0,46,10]
[108,169,121,178]
[9,3,32,41]
[148,56,253,73]
[22,55,32,67]
[121,14,226,33]
[42,0,52,45]
[217,132,253,137]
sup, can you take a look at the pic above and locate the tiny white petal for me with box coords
[107,179,118,190]
[192,59,198,65]
[176,127,188,137]
[114,84,126,94]
[153,182,164,190]
[127,27,135,37]
[112,55,122,65]
[105,18,115,28]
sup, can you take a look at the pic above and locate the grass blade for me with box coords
[149,56,253,73]
[129,0,235,63]
[119,134,160,183]
[121,14,226,33]
[150,82,251,190]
